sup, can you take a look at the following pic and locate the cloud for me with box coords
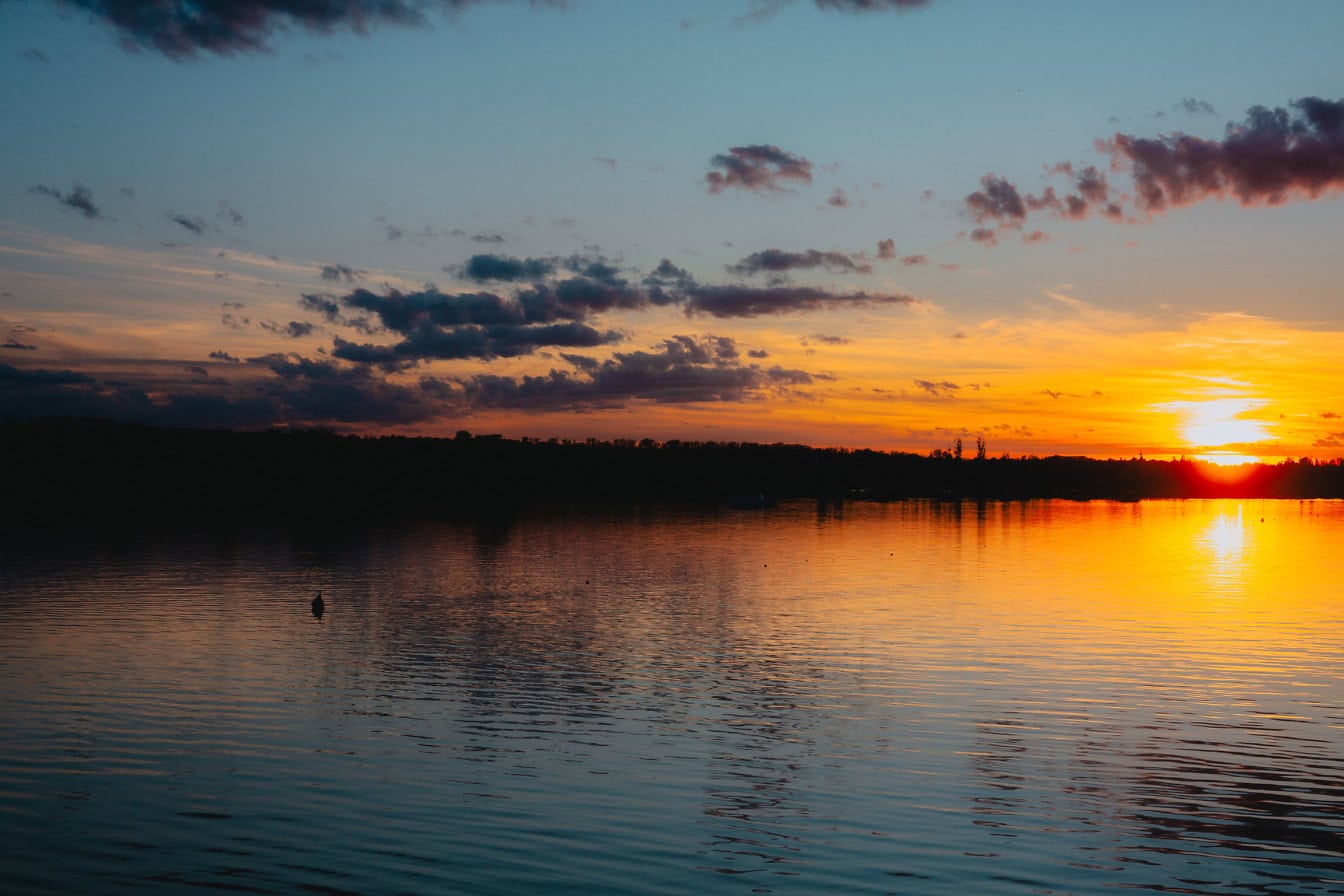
[52,0,566,60]
[2,340,38,351]
[728,248,872,277]
[682,284,917,318]
[459,253,558,282]
[260,320,315,339]
[965,174,1026,225]
[593,156,618,169]
[170,213,208,235]
[324,281,639,364]
[815,0,931,9]
[217,200,245,226]
[877,238,896,259]
[30,183,101,219]
[968,96,1344,239]
[914,379,960,397]
[22,47,50,63]
[320,263,366,282]
[1103,96,1344,213]
[209,350,240,363]
[459,334,814,410]
[1176,97,1217,117]
[827,187,850,207]
[705,144,813,194]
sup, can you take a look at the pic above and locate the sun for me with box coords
[1157,394,1271,465]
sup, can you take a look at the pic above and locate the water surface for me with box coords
[3,499,1343,894]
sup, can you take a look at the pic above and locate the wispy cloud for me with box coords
[51,0,566,59]
[728,248,872,277]
[30,183,101,219]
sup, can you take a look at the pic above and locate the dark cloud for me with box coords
[460,253,558,282]
[320,263,366,282]
[2,340,38,351]
[877,238,896,260]
[459,334,814,411]
[30,183,101,219]
[471,232,505,244]
[209,350,240,363]
[728,248,872,277]
[965,174,1026,225]
[914,379,959,397]
[1103,96,1344,213]
[683,284,917,318]
[170,213,208,235]
[706,144,813,194]
[260,320,315,339]
[333,321,619,364]
[1,362,95,387]
[968,97,1344,240]
[54,0,566,60]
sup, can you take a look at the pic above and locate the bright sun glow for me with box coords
[1157,394,1271,463]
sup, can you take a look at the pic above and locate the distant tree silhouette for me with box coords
[3,418,1342,530]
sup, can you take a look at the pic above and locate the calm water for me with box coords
[3,499,1344,895]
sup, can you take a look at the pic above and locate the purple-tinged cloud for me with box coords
[965,174,1026,224]
[968,96,1344,241]
[877,238,896,259]
[54,0,565,60]
[827,187,850,207]
[914,379,959,397]
[1102,96,1344,213]
[30,183,101,219]
[706,144,813,194]
[728,248,872,277]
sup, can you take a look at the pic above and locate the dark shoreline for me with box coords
[5,418,1341,528]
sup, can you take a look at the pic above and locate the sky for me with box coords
[2,0,1343,461]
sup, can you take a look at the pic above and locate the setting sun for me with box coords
[1158,394,1272,463]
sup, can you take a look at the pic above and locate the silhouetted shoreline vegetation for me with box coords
[5,418,1343,527]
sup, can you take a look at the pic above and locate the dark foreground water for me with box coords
[3,499,1343,895]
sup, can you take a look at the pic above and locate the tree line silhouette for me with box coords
[4,418,1342,527]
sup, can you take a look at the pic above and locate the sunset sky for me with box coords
[2,0,1343,460]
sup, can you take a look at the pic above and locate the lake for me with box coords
[2,499,1343,894]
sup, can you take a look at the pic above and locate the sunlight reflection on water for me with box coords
[2,499,1344,894]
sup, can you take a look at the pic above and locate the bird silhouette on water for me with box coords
[311,590,325,620]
